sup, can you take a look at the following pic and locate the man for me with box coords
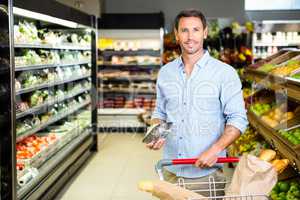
[146,9,248,196]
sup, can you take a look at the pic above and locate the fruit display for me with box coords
[278,128,300,145]
[270,181,300,200]
[250,103,273,116]
[252,51,300,73]
[244,51,300,192]
[261,104,297,128]
[257,63,277,73]
[14,20,91,47]
[228,126,270,157]
[270,59,300,77]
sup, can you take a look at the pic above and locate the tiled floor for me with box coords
[58,133,162,200]
[58,133,234,200]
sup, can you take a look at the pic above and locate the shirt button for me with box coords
[178,153,182,156]
[183,102,186,105]
[179,137,183,139]
[181,119,184,123]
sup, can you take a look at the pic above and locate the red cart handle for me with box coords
[172,157,239,165]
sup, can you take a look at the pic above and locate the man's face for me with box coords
[174,17,208,55]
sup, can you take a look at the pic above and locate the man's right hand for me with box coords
[146,138,166,150]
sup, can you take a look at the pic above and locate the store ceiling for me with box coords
[55,0,101,17]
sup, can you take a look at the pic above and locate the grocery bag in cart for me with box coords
[225,154,277,197]
[139,155,277,200]
[140,123,288,200]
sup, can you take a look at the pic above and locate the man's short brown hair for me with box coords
[174,9,207,30]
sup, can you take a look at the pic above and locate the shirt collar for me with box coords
[177,50,210,69]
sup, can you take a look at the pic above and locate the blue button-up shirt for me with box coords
[152,51,248,178]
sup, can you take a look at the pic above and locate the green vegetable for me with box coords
[291,73,300,79]
[30,91,42,107]
[272,181,300,200]
[258,63,276,72]
[286,60,300,67]
[279,182,290,193]
[278,192,287,200]
[279,128,300,145]
[250,103,272,116]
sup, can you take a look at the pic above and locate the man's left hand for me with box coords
[195,148,220,168]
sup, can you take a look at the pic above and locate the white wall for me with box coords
[102,0,246,31]
[56,0,101,17]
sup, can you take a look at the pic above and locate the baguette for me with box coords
[271,159,289,174]
[138,180,203,200]
[258,149,276,162]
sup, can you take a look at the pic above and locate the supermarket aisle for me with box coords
[59,133,162,200]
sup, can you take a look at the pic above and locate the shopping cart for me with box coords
[155,157,271,200]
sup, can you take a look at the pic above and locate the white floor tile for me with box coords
[59,133,161,200]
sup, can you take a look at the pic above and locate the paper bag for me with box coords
[226,154,277,199]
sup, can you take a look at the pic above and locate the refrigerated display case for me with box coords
[0,0,98,199]
[97,13,164,131]
[0,1,16,200]
[252,22,300,60]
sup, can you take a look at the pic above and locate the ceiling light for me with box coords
[13,7,79,28]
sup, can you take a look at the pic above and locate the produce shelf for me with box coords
[17,128,92,199]
[244,68,300,103]
[98,64,161,68]
[15,61,91,71]
[99,75,156,82]
[99,49,161,57]
[98,88,156,94]
[17,100,91,142]
[247,111,300,172]
[16,87,90,119]
[15,43,91,50]
[16,74,91,95]
[98,108,145,115]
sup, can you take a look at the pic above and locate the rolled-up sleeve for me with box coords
[151,74,167,121]
[220,69,248,133]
